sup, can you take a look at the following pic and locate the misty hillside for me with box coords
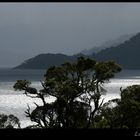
[94,32,140,69]
[14,53,85,69]
[14,32,140,70]
[81,33,135,55]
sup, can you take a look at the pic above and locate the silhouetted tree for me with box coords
[119,85,140,128]
[95,85,140,128]
[13,56,121,128]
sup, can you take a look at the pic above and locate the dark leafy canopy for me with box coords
[119,85,140,128]
[95,85,140,128]
[0,114,20,129]
[13,56,121,128]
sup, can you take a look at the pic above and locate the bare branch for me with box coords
[34,102,39,107]
[99,98,104,109]
[25,93,39,99]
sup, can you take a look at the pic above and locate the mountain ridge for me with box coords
[14,53,86,70]
[81,33,135,55]
[14,32,140,70]
[93,32,140,69]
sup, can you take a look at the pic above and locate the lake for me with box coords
[0,68,140,128]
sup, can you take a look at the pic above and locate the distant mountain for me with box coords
[15,32,140,70]
[93,32,140,69]
[14,53,85,69]
[81,33,135,55]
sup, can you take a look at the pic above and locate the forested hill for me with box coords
[14,53,85,69]
[14,32,140,70]
[93,32,140,69]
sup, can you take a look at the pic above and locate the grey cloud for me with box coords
[0,3,140,67]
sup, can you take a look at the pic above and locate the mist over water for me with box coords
[0,69,140,128]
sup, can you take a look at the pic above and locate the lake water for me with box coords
[0,68,140,128]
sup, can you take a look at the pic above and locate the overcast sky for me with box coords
[0,3,140,67]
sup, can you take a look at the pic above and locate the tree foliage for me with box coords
[0,114,20,129]
[13,56,121,128]
[95,85,140,128]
